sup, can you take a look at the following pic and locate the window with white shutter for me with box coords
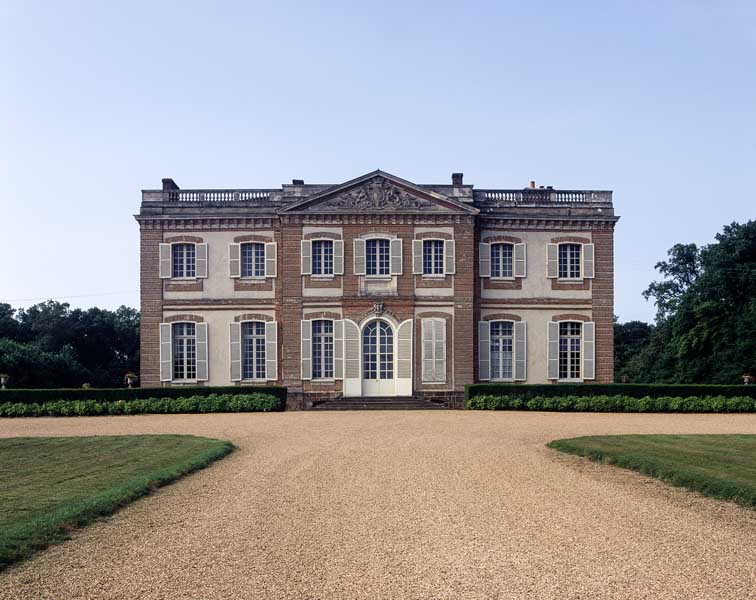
[229,244,241,278]
[333,240,344,275]
[159,323,172,381]
[265,321,278,380]
[478,321,491,381]
[444,240,455,275]
[390,238,403,275]
[159,244,172,279]
[229,322,242,381]
[582,244,595,279]
[514,321,527,381]
[422,318,446,382]
[195,322,208,381]
[582,321,595,380]
[479,242,491,278]
[353,239,366,275]
[514,243,527,278]
[195,244,208,279]
[300,320,312,380]
[301,240,312,275]
[265,242,277,278]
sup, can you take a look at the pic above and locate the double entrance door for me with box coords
[362,320,396,396]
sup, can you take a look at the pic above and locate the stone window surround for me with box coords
[414,231,453,287]
[303,231,342,288]
[481,313,522,322]
[164,314,204,323]
[551,313,591,322]
[164,235,205,292]
[551,235,591,291]
[415,310,453,390]
[234,313,274,322]
[232,234,275,290]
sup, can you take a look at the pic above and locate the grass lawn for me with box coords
[0,435,233,570]
[548,434,756,508]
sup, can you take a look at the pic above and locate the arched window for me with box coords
[558,243,581,279]
[363,321,393,379]
[558,322,582,380]
[172,322,196,380]
[241,322,266,379]
[490,321,514,380]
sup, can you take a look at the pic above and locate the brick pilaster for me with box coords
[592,227,615,383]
[139,227,164,387]
[453,220,476,391]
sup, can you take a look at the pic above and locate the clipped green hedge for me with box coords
[466,394,756,413]
[0,393,282,418]
[464,383,756,401]
[0,385,287,405]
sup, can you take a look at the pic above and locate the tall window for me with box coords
[366,239,390,276]
[242,322,266,380]
[363,321,393,379]
[490,321,514,380]
[172,244,196,278]
[491,243,514,278]
[422,240,444,275]
[558,243,581,279]
[312,240,334,275]
[241,243,265,277]
[558,322,582,380]
[311,320,334,379]
[172,322,197,380]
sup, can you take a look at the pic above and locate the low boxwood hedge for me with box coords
[0,385,286,405]
[464,383,756,401]
[466,394,756,413]
[0,393,282,418]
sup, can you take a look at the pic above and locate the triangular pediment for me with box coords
[280,170,478,214]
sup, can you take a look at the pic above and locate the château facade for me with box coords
[136,170,618,407]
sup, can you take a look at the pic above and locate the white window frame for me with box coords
[365,236,392,278]
[171,242,197,280]
[558,243,583,281]
[239,242,266,279]
[422,238,446,277]
[490,243,515,280]
[489,320,515,382]
[171,322,197,381]
[311,319,335,380]
[311,239,335,278]
[240,320,267,381]
[557,321,583,382]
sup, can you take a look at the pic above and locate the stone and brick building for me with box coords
[136,170,618,407]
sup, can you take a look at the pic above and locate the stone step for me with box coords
[311,397,448,411]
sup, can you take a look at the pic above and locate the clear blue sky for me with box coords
[2,1,754,322]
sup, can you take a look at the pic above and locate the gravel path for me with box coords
[1,411,756,599]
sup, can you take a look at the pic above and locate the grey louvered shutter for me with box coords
[547,244,559,278]
[390,238,403,275]
[229,322,242,382]
[300,240,312,275]
[444,240,456,275]
[422,319,434,382]
[159,244,172,279]
[229,244,241,278]
[300,320,312,380]
[514,321,527,381]
[265,321,278,380]
[396,319,413,395]
[478,321,490,381]
[583,243,595,279]
[195,322,209,381]
[583,321,595,380]
[159,323,172,381]
[353,239,366,275]
[514,243,527,278]
[344,319,361,379]
[547,321,559,379]
[434,318,446,382]
[479,243,491,278]
[412,240,424,274]
[333,240,344,275]
[265,242,277,278]
[196,244,208,278]
[333,320,344,379]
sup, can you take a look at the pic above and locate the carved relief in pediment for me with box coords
[316,177,441,211]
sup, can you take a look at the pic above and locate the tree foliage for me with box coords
[0,301,139,388]
[617,220,756,383]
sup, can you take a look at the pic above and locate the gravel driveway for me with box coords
[1,411,756,599]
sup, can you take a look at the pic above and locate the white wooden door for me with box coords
[362,320,396,396]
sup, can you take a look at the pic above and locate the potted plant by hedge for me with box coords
[0,374,8,390]
[124,372,139,388]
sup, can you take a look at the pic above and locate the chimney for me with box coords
[162,178,179,191]
[529,180,535,189]
[292,179,304,185]
[452,173,463,186]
